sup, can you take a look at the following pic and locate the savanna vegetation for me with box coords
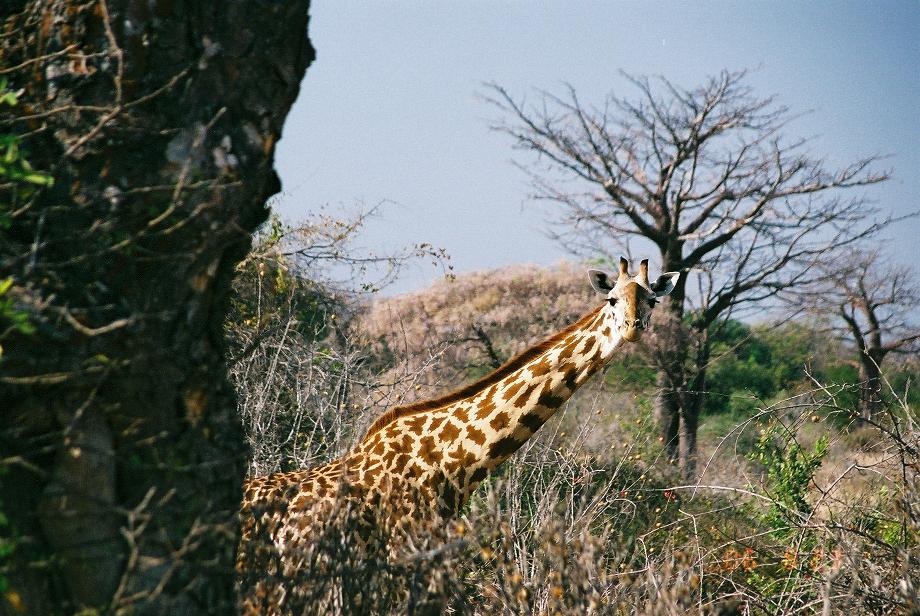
[486,70,893,479]
[227,214,919,615]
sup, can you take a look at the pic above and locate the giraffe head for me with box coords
[588,258,680,343]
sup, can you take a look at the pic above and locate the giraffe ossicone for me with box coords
[238,259,679,613]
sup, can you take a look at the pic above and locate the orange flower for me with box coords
[742,547,758,571]
[782,548,798,571]
[810,548,825,572]
[722,547,742,572]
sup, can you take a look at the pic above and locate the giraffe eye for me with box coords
[607,297,617,306]
[647,298,658,308]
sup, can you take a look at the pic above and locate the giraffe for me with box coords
[238,258,679,614]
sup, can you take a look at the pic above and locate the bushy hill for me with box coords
[359,263,604,395]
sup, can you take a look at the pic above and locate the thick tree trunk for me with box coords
[656,370,681,463]
[0,2,313,613]
[679,405,700,481]
[653,249,687,468]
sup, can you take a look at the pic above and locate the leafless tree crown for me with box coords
[486,69,889,323]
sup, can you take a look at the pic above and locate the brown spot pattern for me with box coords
[537,381,565,409]
[502,380,526,401]
[475,399,496,420]
[466,426,486,446]
[520,411,544,432]
[439,421,461,442]
[489,436,524,459]
[418,436,442,464]
[529,358,552,376]
[558,340,579,361]
[406,414,426,434]
[564,368,578,391]
[512,384,537,408]
[489,411,510,431]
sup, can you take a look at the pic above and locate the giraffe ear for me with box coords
[587,269,613,294]
[651,271,681,297]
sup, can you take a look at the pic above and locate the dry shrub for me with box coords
[239,492,460,616]
[689,379,919,614]
[252,384,917,615]
[228,211,450,475]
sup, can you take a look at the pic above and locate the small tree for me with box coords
[807,251,920,419]
[487,70,888,478]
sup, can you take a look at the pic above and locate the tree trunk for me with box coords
[679,405,700,481]
[679,331,710,480]
[653,250,687,467]
[858,349,885,420]
[656,370,682,463]
[0,2,313,613]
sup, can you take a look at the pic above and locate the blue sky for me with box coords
[273,1,919,295]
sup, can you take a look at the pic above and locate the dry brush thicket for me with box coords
[229,257,918,615]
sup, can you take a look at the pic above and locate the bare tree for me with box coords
[805,251,920,419]
[486,69,889,478]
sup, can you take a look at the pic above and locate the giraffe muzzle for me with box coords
[622,325,643,342]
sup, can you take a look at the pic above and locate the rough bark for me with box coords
[0,1,313,613]
[679,332,710,480]
[653,263,687,468]
[678,405,700,481]
[655,369,681,463]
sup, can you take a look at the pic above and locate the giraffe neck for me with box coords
[457,305,620,479]
[350,304,623,517]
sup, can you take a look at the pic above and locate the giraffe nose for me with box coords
[627,319,643,330]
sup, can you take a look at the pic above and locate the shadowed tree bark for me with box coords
[0,1,313,613]
[487,70,889,479]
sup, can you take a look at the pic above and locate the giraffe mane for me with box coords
[362,305,604,439]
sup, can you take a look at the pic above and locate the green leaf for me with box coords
[21,172,53,186]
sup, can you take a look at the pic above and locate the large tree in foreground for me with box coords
[487,70,888,478]
[0,2,312,613]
